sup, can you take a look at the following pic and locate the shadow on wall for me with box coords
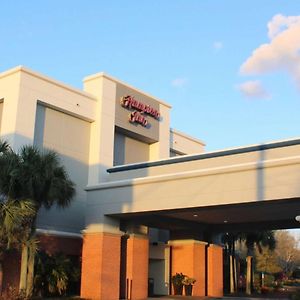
[0,132,90,295]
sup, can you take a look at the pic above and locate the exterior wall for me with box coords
[83,72,171,185]
[0,101,3,134]
[86,142,300,225]
[170,128,205,155]
[2,251,21,296]
[126,235,149,300]
[1,66,223,299]
[114,131,149,165]
[38,234,82,256]
[0,68,96,237]
[170,240,207,296]
[83,75,117,184]
[0,66,95,151]
[0,70,23,149]
[107,149,261,182]
[149,102,170,160]
[81,232,121,300]
[34,105,91,233]
[207,244,223,297]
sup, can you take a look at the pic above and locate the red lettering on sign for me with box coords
[129,111,148,127]
[120,95,160,120]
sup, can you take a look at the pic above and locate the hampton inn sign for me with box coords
[120,95,160,127]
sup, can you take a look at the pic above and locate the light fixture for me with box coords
[193,214,198,217]
[295,216,300,222]
[224,220,228,223]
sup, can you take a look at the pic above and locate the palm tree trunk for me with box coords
[0,262,3,295]
[230,255,236,293]
[19,244,28,294]
[26,247,35,297]
[229,238,237,294]
[246,256,253,295]
[234,256,238,291]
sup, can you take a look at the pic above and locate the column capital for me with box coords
[169,239,208,246]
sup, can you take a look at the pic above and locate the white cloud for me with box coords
[213,41,223,51]
[237,80,271,99]
[240,14,300,89]
[268,14,300,39]
[171,78,188,88]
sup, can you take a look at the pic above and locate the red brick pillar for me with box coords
[170,240,207,296]
[126,234,149,300]
[207,244,223,297]
[80,232,121,300]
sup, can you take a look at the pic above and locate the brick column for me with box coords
[207,244,223,297]
[169,240,207,296]
[126,234,149,300]
[81,232,121,300]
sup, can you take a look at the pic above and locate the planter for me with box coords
[184,284,193,296]
[173,284,183,295]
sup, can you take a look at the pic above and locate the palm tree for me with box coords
[0,141,75,297]
[222,230,276,294]
[240,231,276,294]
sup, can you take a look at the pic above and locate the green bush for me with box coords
[34,251,80,297]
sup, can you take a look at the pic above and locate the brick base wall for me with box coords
[208,244,223,297]
[1,234,82,297]
[38,234,82,256]
[126,235,149,300]
[170,240,207,296]
[81,232,121,300]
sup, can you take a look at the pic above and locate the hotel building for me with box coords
[1,66,300,299]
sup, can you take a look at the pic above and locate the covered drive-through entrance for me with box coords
[111,198,300,298]
[81,138,300,300]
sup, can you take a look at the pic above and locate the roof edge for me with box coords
[84,71,172,108]
[107,136,300,173]
[0,65,97,101]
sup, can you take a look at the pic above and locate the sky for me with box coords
[1,1,300,152]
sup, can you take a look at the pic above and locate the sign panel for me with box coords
[120,95,160,128]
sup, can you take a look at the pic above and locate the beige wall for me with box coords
[0,66,97,234]
[85,143,300,233]
[0,66,213,236]
[0,101,3,134]
[170,129,205,155]
[114,131,149,165]
[34,105,91,233]
[0,66,95,151]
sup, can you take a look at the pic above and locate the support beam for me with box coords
[126,234,149,300]
[169,240,207,296]
[207,244,223,297]
[81,232,121,300]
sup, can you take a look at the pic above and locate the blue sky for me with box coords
[1,1,300,151]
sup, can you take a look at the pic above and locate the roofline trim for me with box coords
[107,137,300,173]
[84,72,172,108]
[170,128,206,146]
[0,66,97,101]
[88,154,300,191]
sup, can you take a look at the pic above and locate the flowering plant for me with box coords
[182,276,196,285]
[171,273,185,286]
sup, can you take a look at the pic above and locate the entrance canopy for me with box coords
[109,198,300,233]
[86,138,300,234]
